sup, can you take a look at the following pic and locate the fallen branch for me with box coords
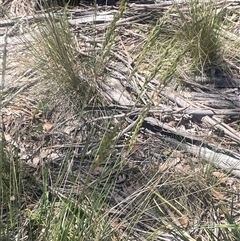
[158,134,240,178]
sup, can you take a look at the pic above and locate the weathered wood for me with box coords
[160,135,240,178]
[190,92,240,108]
[202,116,240,143]
[144,116,204,142]
[69,11,115,24]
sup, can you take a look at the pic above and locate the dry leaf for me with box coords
[31,157,40,167]
[40,149,54,159]
[151,91,159,106]
[168,121,176,126]
[212,171,228,184]
[159,162,170,172]
[43,122,53,131]
[110,219,119,228]
[93,166,104,174]
[179,216,189,228]
[211,189,226,201]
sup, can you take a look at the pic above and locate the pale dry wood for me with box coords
[158,134,240,178]
[179,108,240,116]
[202,115,240,143]
[194,76,240,87]
[145,116,204,142]
[189,92,240,108]
[68,11,115,24]
[101,82,135,105]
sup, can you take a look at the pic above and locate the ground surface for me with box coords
[1,1,240,240]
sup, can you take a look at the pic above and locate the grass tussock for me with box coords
[175,0,226,74]
[138,0,240,82]
[27,0,128,105]
[28,10,96,102]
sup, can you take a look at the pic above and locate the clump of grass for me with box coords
[138,0,239,82]
[27,8,95,103]
[175,0,226,75]
[27,0,129,105]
